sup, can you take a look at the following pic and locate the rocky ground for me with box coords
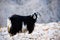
[0,22,60,40]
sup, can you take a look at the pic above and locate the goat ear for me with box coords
[33,14,36,19]
[32,13,37,19]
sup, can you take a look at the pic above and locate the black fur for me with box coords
[8,13,37,36]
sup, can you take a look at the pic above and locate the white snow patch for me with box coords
[0,22,60,40]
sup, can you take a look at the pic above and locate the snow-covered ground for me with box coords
[0,22,60,40]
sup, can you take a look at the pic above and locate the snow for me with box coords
[0,22,60,40]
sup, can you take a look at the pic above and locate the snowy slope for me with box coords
[0,22,60,40]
